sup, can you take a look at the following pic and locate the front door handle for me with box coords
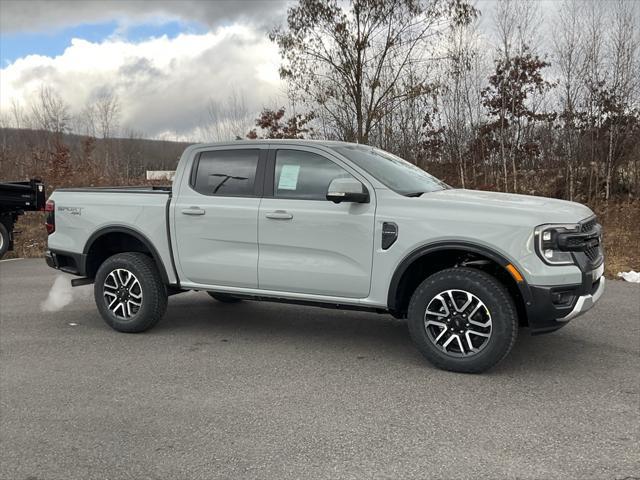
[182,207,206,216]
[265,210,293,220]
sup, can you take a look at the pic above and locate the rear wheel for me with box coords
[407,267,518,373]
[94,252,167,333]
[207,292,243,303]
[0,222,9,259]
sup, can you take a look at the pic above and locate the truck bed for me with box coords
[0,179,46,212]
[47,186,177,283]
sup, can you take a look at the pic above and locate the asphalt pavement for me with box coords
[1,258,638,480]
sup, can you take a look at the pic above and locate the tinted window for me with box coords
[193,149,259,196]
[331,145,448,196]
[275,150,352,200]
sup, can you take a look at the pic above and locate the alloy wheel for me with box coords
[424,289,492,357]
[103,268,143,320]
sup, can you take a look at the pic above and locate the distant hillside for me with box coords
[0,128,193,182]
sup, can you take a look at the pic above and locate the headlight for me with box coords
[534,224,580,265]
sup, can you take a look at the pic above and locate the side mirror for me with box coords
[326,177,369,204]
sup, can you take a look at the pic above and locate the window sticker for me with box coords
[278,164,300,190]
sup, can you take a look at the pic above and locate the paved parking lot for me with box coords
[1,259,639,479]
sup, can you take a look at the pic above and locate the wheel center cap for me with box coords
[452,316,465,330]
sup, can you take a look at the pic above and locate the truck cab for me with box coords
[45,140,605,373]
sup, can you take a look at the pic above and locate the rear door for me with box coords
[173,146,267,287]
[258,146,376,298]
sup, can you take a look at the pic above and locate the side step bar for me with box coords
[71,277,94,287]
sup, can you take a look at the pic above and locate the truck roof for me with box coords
[189,139,360,149]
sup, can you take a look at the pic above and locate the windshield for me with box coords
[331,145,448,195]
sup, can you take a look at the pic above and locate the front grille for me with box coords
[580,216,603,264]
[585,245,600,261]
[581,217,597,233]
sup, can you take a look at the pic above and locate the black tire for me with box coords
[0,222,9,259]
[407,267,518,373]
[207,292,242,303]
[94,252,167,333]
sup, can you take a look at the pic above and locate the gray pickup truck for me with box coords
[45,140,605,372]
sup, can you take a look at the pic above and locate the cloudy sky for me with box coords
[0,0,559,140]
[0,0,293,139]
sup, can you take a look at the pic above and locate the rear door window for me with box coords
[193,149,259,197]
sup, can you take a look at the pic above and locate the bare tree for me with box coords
[29,85,70,134]
[200,90,254,141]
[271,0,478,144]
[10,99,28,129]
[603,0,639,200]
[553,0,586,200]
[489,0,547,192]
[94,90,120,139]
[74,104,97,137]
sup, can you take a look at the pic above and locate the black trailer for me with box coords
[0,179,46,259]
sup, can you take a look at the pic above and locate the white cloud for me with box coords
[0,0,290,34]
[0,25,285,139]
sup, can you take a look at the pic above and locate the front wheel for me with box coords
[407,267,518,373]
[94,252,167,333]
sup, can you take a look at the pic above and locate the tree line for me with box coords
[261,0,639,205]
[1,0,638,208]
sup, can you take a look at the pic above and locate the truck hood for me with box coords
[421,188,594,225]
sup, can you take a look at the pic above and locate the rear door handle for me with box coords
[265,210,293,220]
[182,207,206,216]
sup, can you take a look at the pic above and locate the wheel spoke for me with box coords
[116,270,127,287]
[442,334,456,350]
[114,302,125,317]
[464,332,475,352]
[425,320,448,342]
[105,272,118,289]
[468,309,491,328]
[458,292,473,313]
[128,297,142,307]
[434,327,449,342]
[428,294,450,318]
[467,303,481,320]
[467,329,490,338]
[445,291,459,311]
[426,307,448,318]
[443,334,465,353]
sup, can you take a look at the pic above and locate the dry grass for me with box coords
[595,200,640,277]
[6,200,639,279]
[5,211,48,259]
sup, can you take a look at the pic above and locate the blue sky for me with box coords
[0,19,207,66]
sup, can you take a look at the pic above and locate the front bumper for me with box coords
[525,264,605,334]
[558,276,605,322]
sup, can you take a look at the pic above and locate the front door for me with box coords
[258,147,375,298]
[174,146,266,287]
